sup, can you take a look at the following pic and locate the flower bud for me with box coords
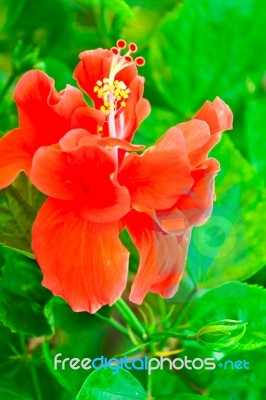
[196,319,247,351]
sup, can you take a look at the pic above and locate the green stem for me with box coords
[157,296,167,320]
[114,299,147,339]
[150,330,196,341]
[147,372,153,399]
[95,313,129,338]
[30,366,43,400]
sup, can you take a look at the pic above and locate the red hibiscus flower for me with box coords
[30,123,191,312]
[0,40,233,313]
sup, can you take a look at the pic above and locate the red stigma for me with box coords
[129,43,138,53]
[111,47,119,55]
[135,57,145,66]
[125,55,133,62]
[117,39,126,49]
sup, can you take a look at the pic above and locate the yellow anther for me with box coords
[121,90,128,99]
[95,77,130,115]
[97,88,103,98]
[98,126,103,132]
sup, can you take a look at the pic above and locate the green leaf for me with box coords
[121,0,181,50]
[155,395,215,400]
[187,135,266,287]
[172,340,266,399]
[0,185,36,254]
[0,246,51,335]
[41,57,74,91]
[12,172,46,212]
[0,319,70,400]
[150,369,192,397]
[207,348,266,399]
[100,0,134,42]
[76,369,147,400]
[102,0,133,20]
[0,386,33,400]
[43,297,107,393]
[187,282,266,351]
[244,97,266,181]
[5,0,72,56]
[149,0,266,116]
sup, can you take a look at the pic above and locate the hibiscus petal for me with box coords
[115,77,151,142]
[156,158,220,235]
[14,70,86,149]
[177,120,210,156]
[194,96,233,135]
[124,210,191,304]
[32,198,129,313]
[30,129,130,223]
[177,158,220,227]
[119,127,192,210]
[100,137,145,152]
[58,128,145,152]
[174,98,233,168]
[30,145,80,200]
[0,129,32,189]
[71,106,106,133]
[73,49,114,107]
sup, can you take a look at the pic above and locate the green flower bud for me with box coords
[196,319,247,351]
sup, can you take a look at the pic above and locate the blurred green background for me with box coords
[0,0,266,399]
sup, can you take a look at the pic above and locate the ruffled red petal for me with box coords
[32,198,129,313]
[177,158,220,227]
[156,158,220,234]
[73,49,114,108]
[30,129,130,223]
[194,96,233,135]
[123,210,191,304]
[14,70,87,150]
[119,127,192,210]
[174,97,233,168]
[0,129,32,189]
